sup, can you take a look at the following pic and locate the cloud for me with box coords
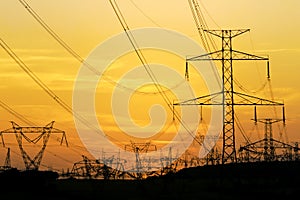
[251,48,300,54]
[269,87,300,103]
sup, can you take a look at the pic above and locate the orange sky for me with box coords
[0,0,300,172]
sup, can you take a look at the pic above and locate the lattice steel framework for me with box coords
[239,118,300,162]
[174,29,284,164]
[124,141,157,179]
[0,121,67,170]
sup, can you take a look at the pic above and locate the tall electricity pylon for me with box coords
[174,29,284,164]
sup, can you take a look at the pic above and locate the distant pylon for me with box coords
[125,141,157,179]
[239,117,300,162]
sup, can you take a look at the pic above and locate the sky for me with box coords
[0,0,300,172]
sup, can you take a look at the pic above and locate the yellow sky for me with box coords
[0,0,300,171]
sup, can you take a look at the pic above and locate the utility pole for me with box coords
[174,29,284,164]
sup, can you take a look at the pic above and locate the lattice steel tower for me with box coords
[174,29,284,164]
[0,121,68,170]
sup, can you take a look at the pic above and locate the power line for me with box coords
[0,101,90,170]
[0,38,122,145]
[235,114,251,144]
[188,0,218,53]
[17,0,204,149]
[129,0,162,27]
[18,0,185,96]
[0,100,36,126]
[187,0,221,88]
[109,0,203,147]
[0,98,90,158]
[234,78,268,94]
[0,10,191,169]
[197,0,220,29]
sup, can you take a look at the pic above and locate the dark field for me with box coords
[1,161,300,199]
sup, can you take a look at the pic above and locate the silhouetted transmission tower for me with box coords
[174,29,284,164]
[0,121,68,170]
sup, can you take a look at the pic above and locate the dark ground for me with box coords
[1,161,300,199]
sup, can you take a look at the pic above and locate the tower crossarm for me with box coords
[187,50,268,61]
[187,50,222,61]
[240,139,269,150]
[270,139,297,149]
[0,121,68,170]
[204,29,250,38]
[173,91,223,106]
[233,92,284,106]
[239,145,263,155]
[125,141,157,153]
[232,50,268,60]
[0,121,68,147]
[240,139,298,152]
[173,91,283,106]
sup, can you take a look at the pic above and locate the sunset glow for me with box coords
[0,0,299,173]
